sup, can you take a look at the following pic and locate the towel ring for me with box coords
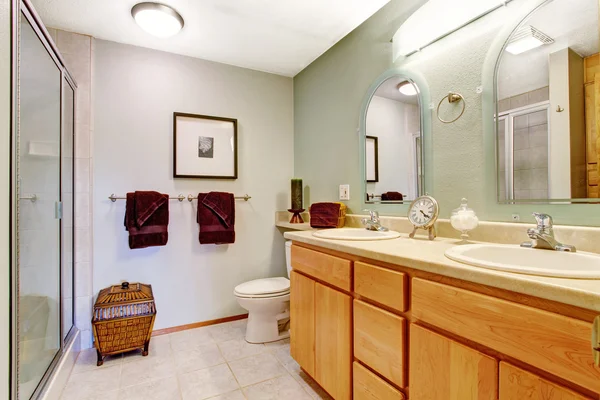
[437,92,465,124]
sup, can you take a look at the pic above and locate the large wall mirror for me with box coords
[495,0,599,203]
[361,75,424,204]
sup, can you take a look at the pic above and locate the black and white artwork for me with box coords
[198,136,214,158]
[173,112,238,179]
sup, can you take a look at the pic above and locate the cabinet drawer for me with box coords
[291,245,351,291]
[500,362,592,400]
[353,362,405,400]
[588,164,598,186]
[354,300,405,387]
[412,278,600,393]
[355,262,407,312]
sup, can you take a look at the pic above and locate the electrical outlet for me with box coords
[512,214,520,222]
[339,184,350,201]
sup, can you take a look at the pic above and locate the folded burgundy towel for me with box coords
[381,192,403,201]
[124,191,169,249]
[310,202,341,228]
[197,192,235,244]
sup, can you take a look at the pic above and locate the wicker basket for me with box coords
[92,282,156,366]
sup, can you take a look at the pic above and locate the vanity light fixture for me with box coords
[131,2,184,38]
[398,82,418,96]
[505,25,554,55]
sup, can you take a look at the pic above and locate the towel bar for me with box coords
[108,193,252,202]
[187,194,251,202]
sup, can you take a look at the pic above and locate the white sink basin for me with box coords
[445,244,600,279]
[312,228,401,241]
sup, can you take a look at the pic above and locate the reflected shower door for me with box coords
[18,13,62,399]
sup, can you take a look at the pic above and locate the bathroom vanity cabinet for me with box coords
[289,242,600,400]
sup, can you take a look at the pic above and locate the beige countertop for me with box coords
[284,229,600,313]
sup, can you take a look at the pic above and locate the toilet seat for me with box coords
[234,277,290,298]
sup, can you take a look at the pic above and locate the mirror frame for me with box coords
[359,67,433,214]
[491,0,599,205]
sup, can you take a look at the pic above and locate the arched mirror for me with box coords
[361,75,424,204]
[495,0,599,203]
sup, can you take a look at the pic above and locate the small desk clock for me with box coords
[408,195,439,240]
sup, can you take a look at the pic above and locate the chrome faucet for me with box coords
[361,210,388,232]
[520,213,576,252]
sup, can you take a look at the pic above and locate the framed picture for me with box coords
[366,135,379,183]
[173,112,238,179]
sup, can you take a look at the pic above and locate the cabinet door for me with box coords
[410,324,498,400]
[354,300,405,387]
[290,271,315,376]
[500,362,593,400]
[354,362,405,400]
[315,282,352,400]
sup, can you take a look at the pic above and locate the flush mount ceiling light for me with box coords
[505,25,554,55]
[398,82,418,96]
[131,2,184,38]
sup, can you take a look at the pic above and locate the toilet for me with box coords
[234,241,293,343]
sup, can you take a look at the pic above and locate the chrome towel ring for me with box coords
[437,92,465,124]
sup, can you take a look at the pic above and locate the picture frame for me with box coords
[366,135,379,183]
[173,112,238,179]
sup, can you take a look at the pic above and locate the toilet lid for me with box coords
[234,277,290,297]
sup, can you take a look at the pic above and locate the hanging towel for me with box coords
[381,191,404,201]
[309,202,341,228]
[124,191,169,249]
[197,192,235,244]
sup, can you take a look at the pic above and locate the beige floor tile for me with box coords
[218,338,265,362]
[170,327,215,352]
[178,364,240,400]
[244,374,312,400]
[208,320,247,342]
[61,365,121,400]
[117,375,181,400]
[264,338,290,351]
[173,342,225,373]
[228,352,285,387]
[120,353,176,388]
[270,343,294,365]
[283,360,332,400]
[207,389,246,400]
[71,348,122,374]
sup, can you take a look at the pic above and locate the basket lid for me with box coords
[95,282,154,306]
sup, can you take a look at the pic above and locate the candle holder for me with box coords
[288,209,305,224]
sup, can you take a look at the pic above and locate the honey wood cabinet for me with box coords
[499,362,593,400]
[289,268,352,400]
[289,243,599,400]
[410,324,499,400]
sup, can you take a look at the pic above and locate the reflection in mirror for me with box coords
[495,0,599,202]
[364,77,423,203]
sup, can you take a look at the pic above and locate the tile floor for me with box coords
[59,319,332,400]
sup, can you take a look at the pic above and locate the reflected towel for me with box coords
[310,202,341,228]
[197,192,235,244]
[381,192,403,201]
[124,191,169,249]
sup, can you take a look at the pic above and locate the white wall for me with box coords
[0,0,10,396]
[366,95,417,199]
[93,40,294,330]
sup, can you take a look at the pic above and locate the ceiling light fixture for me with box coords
[398,82,418,96]
[131,2,184,38]
[505,25,554,55]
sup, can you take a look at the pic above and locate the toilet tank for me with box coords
[285,241,292,278]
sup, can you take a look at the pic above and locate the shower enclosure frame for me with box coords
[10,0,78,398]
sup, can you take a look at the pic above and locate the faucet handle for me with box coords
[362,209,379,220]
[532,212,553,229]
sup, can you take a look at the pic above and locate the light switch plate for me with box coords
[339,184,350,200]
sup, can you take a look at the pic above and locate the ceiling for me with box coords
[31,0,390,77]
[374,76,419,105]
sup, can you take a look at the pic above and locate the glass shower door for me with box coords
[18,13,62,399]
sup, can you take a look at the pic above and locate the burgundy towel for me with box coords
[381,192,403,201]
[197,192,235,244]
[124,191,169,249]
[310,203,341,228]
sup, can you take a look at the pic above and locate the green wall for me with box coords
[293,0,600,226]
